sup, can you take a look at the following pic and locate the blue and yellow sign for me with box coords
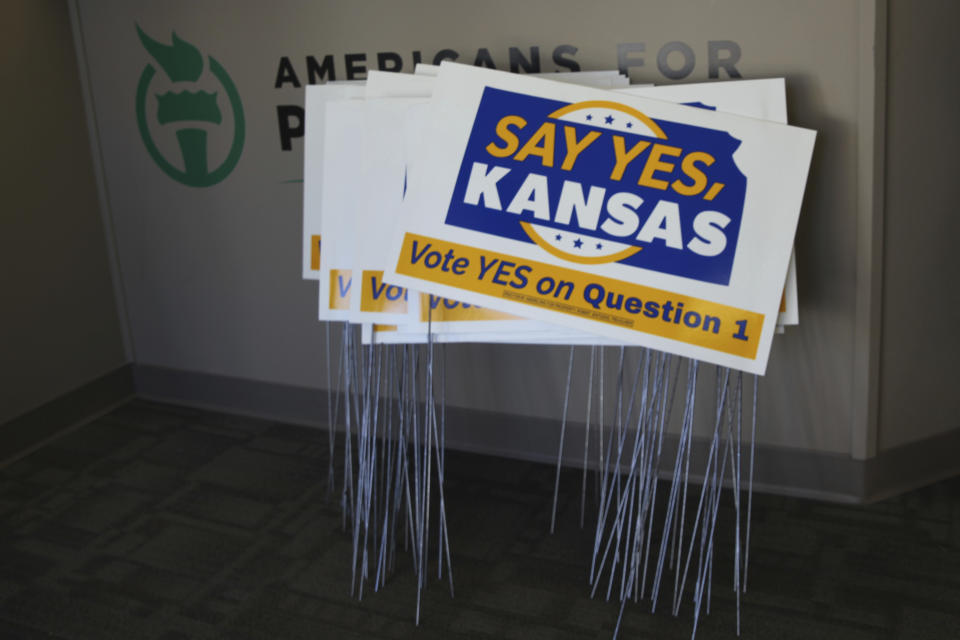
[445,88,746,285]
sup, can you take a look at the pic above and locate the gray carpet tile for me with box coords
[0,399,958,639]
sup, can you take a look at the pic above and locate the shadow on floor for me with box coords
[1,399,958,639]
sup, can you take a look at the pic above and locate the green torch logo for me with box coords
[135,25,244,187]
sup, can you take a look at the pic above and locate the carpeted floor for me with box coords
[1,399,958,639]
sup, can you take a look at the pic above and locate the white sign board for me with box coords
[385,64,814,373]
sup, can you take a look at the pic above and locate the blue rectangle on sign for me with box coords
[444,87,748,285]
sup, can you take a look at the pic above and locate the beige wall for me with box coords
[0,0,128,424]
[878,0,960,450]
[2,0,956,494]
[76,0,873,457]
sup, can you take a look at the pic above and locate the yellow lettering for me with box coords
[610,136,651,181]
[638,144,682,190]
[513,122,556,167]
[560,126,601,171]
[485,115,527,158]
[704,182,725,201]
[671,151,714,196]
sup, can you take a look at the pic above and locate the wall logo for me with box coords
[446,88,746,285]
[135,26,244,187]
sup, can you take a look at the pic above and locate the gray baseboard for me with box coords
[0,364,924,504]
[133,365,327,430]
[0,365,135,466]
[864,427,960,502]
[10,364,953,503]
[134,364,959,504]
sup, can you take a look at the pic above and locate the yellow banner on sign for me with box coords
[419,294,519,322]
[395,233,763,360]
[310,234,322,271]
[329,269,352,310]
[360,270,409,314]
